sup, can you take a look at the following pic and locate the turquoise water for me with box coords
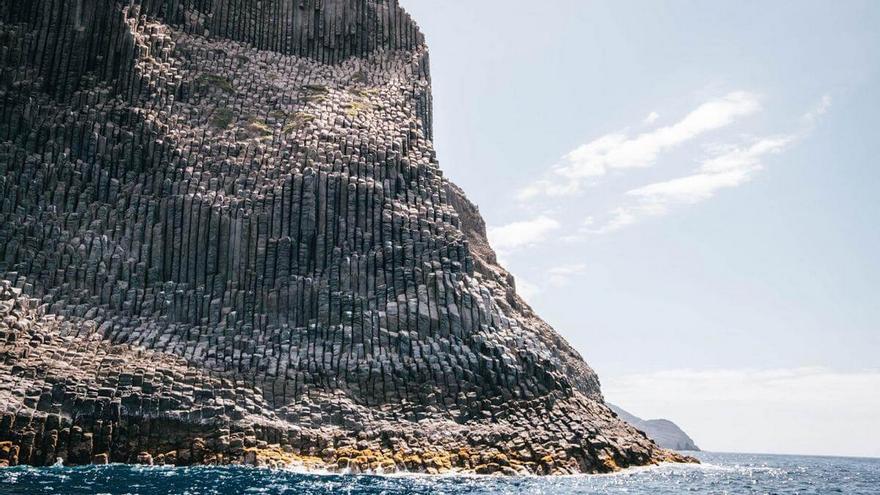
[1,452,878,494]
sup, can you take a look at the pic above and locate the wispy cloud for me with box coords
[514,276,541,302]
[604,367,880,457]
[587,95,832,234]
[547,263,588,287]
[507,264,588,301]
[803,94,832,124]
[589,137,793,234]
[605,367,880,403]
[518,91,761,200]
[487,215,560,254]
[499,94,831,247]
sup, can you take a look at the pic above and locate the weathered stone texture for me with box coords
[0,0,693,473]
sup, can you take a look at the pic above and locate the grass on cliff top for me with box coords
[351,87,378,98]
[282,112,316,133]
[197,74,235,94]
[343,98,374,118]
[210,108,235,129]
[351,70,368,84]
[303,84,329,94]
[301,85,330,104]
[246,117,273,139]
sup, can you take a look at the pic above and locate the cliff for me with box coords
[0,0,692,473]
[609,404,700,452]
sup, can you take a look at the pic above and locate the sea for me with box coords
[1,452,878,494]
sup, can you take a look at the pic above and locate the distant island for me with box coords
[609,404,700,452]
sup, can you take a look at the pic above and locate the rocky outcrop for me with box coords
[609,404,700,452]
[0,0,694,473]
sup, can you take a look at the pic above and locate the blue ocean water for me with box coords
[1,452,878,494]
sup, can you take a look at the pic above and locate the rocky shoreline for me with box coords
[2,436,694,476]
[0,280,695,474]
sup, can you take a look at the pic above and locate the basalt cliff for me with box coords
[0,0,691,474]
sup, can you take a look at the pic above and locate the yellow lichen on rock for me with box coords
[243,446,325,470]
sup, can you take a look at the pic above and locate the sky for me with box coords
[400,0,880,458]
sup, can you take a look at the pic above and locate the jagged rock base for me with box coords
[2,283,693,473]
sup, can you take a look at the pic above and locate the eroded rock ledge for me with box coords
[0,0,695,474]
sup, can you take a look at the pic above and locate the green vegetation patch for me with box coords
[351,87,378,98]
[343,99,374,118]
[351,70,368,84]
[197,74,235,94]
[303,84,329,94]
[211,108,235,129]
[246,117,273,139]
[301,85,330,104]
[283,112,316,133]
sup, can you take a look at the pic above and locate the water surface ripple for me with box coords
[2,452,877,494]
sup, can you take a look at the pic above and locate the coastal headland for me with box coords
[0,0,694,474]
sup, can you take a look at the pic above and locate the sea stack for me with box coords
[0,0,690,473]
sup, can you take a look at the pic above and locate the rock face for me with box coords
[609,404,700,452]
[0,0,692,473]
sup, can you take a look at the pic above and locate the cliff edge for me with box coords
[0,0,692,473]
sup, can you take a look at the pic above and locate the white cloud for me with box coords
[507,263,588,301]
[548,263,588,276]
[547,263,588,287]
[628,168,753,203]
[589,204,665,235]
[630,136,792,202]
[506,264,588,303]
[519,91,761,199]
[589,134,796,233]
[587,95,833,234]
[604,367,880,457]
[643,111,660,124]
[514,276,541,302]
[517,179,581,200]
[487,215,560,253]
[698,135,793,174]
[521,94,830,237]
[803,94,832,124]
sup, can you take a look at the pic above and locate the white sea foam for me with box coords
[7,453,876,494]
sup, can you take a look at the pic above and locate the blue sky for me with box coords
[400,0,880,457]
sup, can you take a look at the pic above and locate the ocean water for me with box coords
[1,452,878,494]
